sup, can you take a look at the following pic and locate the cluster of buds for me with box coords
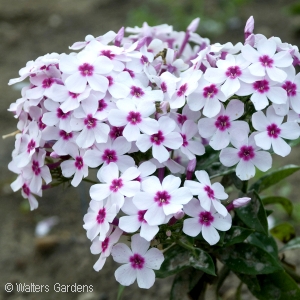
[7,16,300,288]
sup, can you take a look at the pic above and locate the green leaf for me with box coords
[247,270,300,300]
[155,245,215,278]
[217,243,282,275]
[235,191,268,234]
[280,237,300,252]
[170,268,204,300]
[235,273,261,292]
[223,226,253,247]
[250,164,300,193]
[270,223,296,243]
[262,196,293,216]
[117,285,125,300]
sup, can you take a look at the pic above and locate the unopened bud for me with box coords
[186,158,196,180]
[50,151,60,159]
[115,27,124,47]
[166,230,172,237]
[227,197,251,212]
[245,34,255,47]
[187,18,200,33]
[244,16,254,40]
[174,210,185,220]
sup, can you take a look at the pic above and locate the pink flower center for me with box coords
[79,63,94,76]
[84,114,97,129]
[98,99,108,112]
[130,253,145,269]
[96,208,106,224]
[140,55,149,65]
[38,116,46,130]
[102,149,117,164]
[204,185,214,199]
[101,50,115,60]
[238,145,255,161]
[177,83,188,97]
[177,114,187,125]
[282,81,297,97]
[107,76,114,86]
[22,183,30,196]
[130,86,144,98]
[75,156,84,170]
[69,92,79,99]
[101,237,109,252]
[32,160,41,175]
[225,66,242,79]
[215,115,231,131]
[154,191,171,206]
[127,111,142,125]
[259,55,274,68]
[109,126,124,139]
[57,108,71,119]
[267,123,281,138]
[253,80,269,94]
[124,68,134,78]
[150,130,165,145]
[167,65,177,73]
[59,130,73,140]
[199,211,214,226]
[161,82,167,93]
[203,84,218,99]
[27,139,36,153]
[181,134,188,147]
[42,78,55,89]
[138,210,147,223]
[109,178,123,192]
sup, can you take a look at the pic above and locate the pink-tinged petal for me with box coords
[93,255,106,272]
[280,122,300,139]
[251,93,269,110]
[236,160,255,181]
[114,264,136,286]
[140,223,159,241]
[195,170,211,186]
[171,187,192,205]
[162,175,181,191]
[229,121,249,139]
[121,181,140,197]
[198,118,217,138]
[119,215,141,232]
[202,225,220,245]
[88,74,109,92]
[266,67,287,83]
[133,192,155,210]
[181,120,198,140]
[254,131,271,150]
[131,234,150,255]
[252,111,270,131]
[153,144,169,163]
[221,78,240,98]
[184,181,202,196]
[204,68,227,84]
[242,44,260,63]
[144,247,164,270]
[226,99,244,120]
[220,147,240,167]
[271,137,291,157]
[186,140,205,156]
[111,243,132,263]
[142,176,162,193]
[136,268,155,289]
[60,160,76,177]
[100,162,119,183]
[136,134,152,152]
[210,129,230,150]
[65,72,87,93]
[212,200,228,217]
[90,183,111,201]
[213,212,232,231]
[123,124,140,141]
[163,132,183,149]
[71,169,84,187]
[183,198,201,217]
[26,86,44,99]
[252,151,272,172]
[267,87,287,104]
[42,112,58,126]
[145,205,166,226]
[139,118,159,135]
[203,97,222,118]
[183,218,201,237]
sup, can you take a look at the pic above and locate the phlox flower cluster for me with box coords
[7,16,300,289]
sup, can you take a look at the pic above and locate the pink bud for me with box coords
[245,34,255,47]
[115,27,124,47]
[244,16,254,40]
[166,230,172,237]
[186,159,196,180]
[50,151,60,159]
[187,18,200,33]
[174,210,185,220]
[233,197,251,208]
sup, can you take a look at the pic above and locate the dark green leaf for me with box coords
[247,270,300,300]
[280,237,300,252]
[217,243,282,275]
[270,223,296,243]
[250,164,300,193]
[223,226,253,247]
[236,191,268,234]
[262,196,293,216]
[155,245,215,278]
[235,273,261,292]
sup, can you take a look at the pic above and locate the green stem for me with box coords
[241,180,248,194]
[176,239,196,254]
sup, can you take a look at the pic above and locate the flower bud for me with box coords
[115,27,124,47]
[244,16,254,40]
[166,230,172,237]
[186,158,196,180]
[187,18,200,33]
[226,197,251,212]
[174,210,185,220]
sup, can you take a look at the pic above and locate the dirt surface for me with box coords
[0,0,300,299]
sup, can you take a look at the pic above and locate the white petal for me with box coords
[131,234,150,255]
[136,268,155,289]
[183,218,201,237]
[111,243,132,263]
[202,225,220,245]
[114,264,136,286]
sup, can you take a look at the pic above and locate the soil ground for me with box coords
[0,0,300,299]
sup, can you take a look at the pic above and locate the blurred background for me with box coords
[1,0,300,299]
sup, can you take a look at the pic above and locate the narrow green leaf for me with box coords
[117,285,125,300]
[223,226,253,247]
[235,191,268,234]
[250,164,300,193]
[270,223,296,243]
[262,196,293,216]
[280,237,300,252]
[217,243,282,275]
